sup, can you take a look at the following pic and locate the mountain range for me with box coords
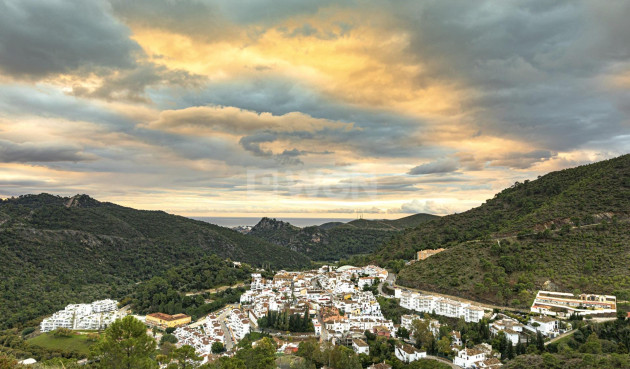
[0,194,309,328]
[2,153,629,328]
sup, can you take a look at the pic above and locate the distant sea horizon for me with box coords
[192,216,356,228]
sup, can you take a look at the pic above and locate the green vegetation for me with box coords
[505,319,630,368]
[376,154,630,306]
[205,337,277,369]
[397,222,630,307]
[27,332,95,356]
[377,296,414,324]
[295,338,450,369]
[249,213,438,261]
[131,280,245,320]
[257,310,313,332]
[90,316,157,369]
[0,194,309,329]
[0,328,88,363]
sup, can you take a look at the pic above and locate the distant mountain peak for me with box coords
[253,217,299,231]
[64,194,101,208]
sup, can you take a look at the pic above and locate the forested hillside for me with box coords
[0,194,309,329]
[249,213,438,261]
[380,154,630,307]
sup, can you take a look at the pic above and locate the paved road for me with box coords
[544,329,576,346]
[218,308,235,351]
[424,355,460,369]
[377,272,396,296]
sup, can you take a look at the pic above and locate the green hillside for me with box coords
[0,194,309,329]
[249,213,438,261]
[379,154,630,307]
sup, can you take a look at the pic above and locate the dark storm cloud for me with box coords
[0,0,140,78]
[0,0,204,102]
[488,150,556,169]
[0,139,88,163]
[391,0,630,153]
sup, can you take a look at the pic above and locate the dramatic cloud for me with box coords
[0,0,627,218]
[408,159,459,175]
[0,0,139,78]
[0,139,88,163]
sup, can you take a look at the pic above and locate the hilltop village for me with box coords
[34,262,620,368]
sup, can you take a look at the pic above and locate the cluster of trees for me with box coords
[296,336,450,369]
[376,296,415,324]
[257,310,313,332]
[132,283,245,321]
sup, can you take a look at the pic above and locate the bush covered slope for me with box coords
[0,194,309,328]
[249,213,438,261]
[378,154,630,307]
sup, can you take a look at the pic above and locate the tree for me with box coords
[579,332,603,354]
[212,342,225,354]
[161,334,178,345]
[397,327,410,340]
[437,336,452,356]
[90,316,158,369]
[412,318,433,350]
[233,337,276,369]
[170,345,202,369]
[329,345,361,369]
[536,331,545,353]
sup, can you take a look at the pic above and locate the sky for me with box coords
[0,0,629,218]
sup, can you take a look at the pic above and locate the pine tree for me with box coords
[91,316,157,369]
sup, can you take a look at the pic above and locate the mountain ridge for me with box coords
[249,213,439,261]
[375,154,630,307]
[0,194,310,329]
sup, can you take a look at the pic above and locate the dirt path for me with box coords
[184,282,247,296]
[424,355,460,368]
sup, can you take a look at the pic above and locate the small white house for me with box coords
[358,277,377,289]
[529,315,559,336]
[395,343,426,363]
[312,318,322,336]
[352,338,370,355]
[453,348,486,368]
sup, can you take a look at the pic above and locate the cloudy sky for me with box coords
[0,0,628,218]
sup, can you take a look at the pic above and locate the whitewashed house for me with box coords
[395,343,426,363]
[352,338,370,355]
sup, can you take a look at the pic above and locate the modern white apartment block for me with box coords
[40,299,122,332]
[531,291,616,317]
[398,290,485,322]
